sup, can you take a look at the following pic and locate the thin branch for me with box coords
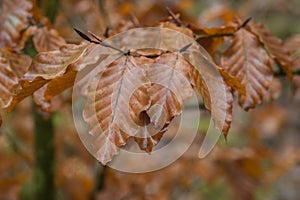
[238,17,252,30]
[166,7,183,27]
[74,29,126,54]
[274,68,300,77]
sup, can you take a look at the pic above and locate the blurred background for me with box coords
[0,0,300,199]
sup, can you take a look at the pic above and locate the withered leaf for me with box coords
[249,22,293,80]
[188,55,233,135]
[181,46,233,136]
[0,48,31,109]
[193,23,238,54]
[8,42,88,110]
[0,0,32,49]
[83,56,152,164]
[134,53,193,151]
[146,53,193,125]
[218,68,246,96]
[33,83,63,116]
[221,28,274,111]
[33,26,67,52]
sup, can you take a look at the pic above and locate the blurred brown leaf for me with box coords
[249,21,293,80]
[0,0,32,49]
[193,23,238,54]
[221,27,274,111]
[8,42,88,110]
[0,49,31,109]
[33,26,66,52]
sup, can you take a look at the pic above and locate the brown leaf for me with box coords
[221,28,274,111]
[182,48,233,135]
[193,23,238,54]
[133,53,193,151]
[0,0,32,49]
[32,84,63,116]
[147,53,193,125]
[0,49,31,109]
[8,42,88,110]
[249,21,293,80]
[25,42,88,80]
[218,68,246,96]
[83,56,152,164]
[33,26,66,52]
[189,61,233,135]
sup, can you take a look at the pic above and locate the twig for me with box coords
[274,68,300,77]
[166,7,183,27]
[74,29,126,54]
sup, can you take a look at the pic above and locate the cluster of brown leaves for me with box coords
[1,0,299,165]
[0,0,67,123]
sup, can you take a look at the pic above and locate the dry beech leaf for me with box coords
[8,43,88,110]
[25,43,88,80]
[78,29,235,163]
[146,53,193,125]
[33,26,66,52]
[0,49,31,109]
[133,111,165,153]
[249,21,293,80]
[192,23,238,54]
[188,58,233,135]
[134,53,193,151]
[33,84,63,116]
[181,47,233,136]
[0,0,32,49]
[218,68,246,96]
[221,28,274,111]
[83,56,153,164]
